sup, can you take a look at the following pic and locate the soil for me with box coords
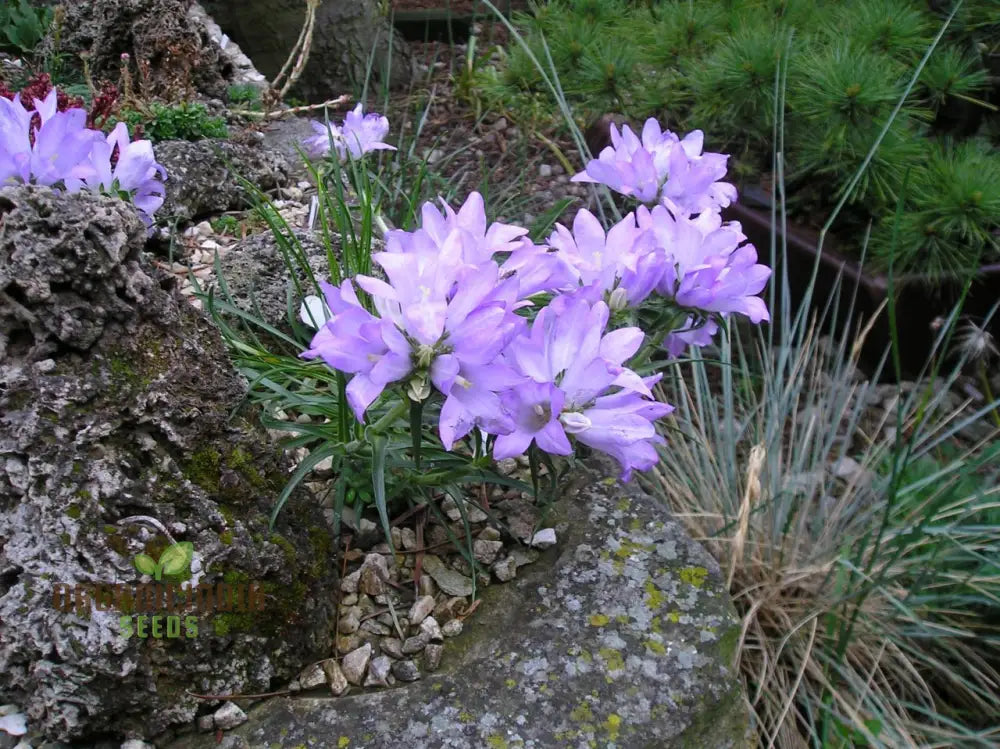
[380,39,591,230]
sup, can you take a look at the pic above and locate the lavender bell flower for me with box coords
[639,205,771,325]
[356,251,523,446]
[301,279,412,421]
[663,316,720,358]
[548,208,664,308]
[572,118,736,214]
[0,92,99,188]
[68,122,167,226]
[304,104,396,161]
[416,191,527,265]
[496,296,671,480]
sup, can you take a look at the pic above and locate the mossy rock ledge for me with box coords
[0,187,337,743]
[171,457,752,749]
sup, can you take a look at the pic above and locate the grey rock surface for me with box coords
[57,0,233,99]
[156,138,291,222]
[168,459,751,748]
[0,187,337,742]
[202,0,414,103]
[214,228,331,334]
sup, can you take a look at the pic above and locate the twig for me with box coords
[232,95,352,121]
[186,688,290,701]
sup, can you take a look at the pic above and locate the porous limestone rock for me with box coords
[167,458,751,748]
[0,187,337,742]
[202,0,414,102]
[214,228,331,336]
[156,138,291,222]
[56,0,234,100]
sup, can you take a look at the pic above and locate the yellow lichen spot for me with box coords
[651,616,662,633]
[505,678,517,688]
[458,711,475,724]
[617,498,630,511]
[338,738,350,748]
[615,614,629,625]
[667,610,680,623]
[643,579,665,610]
[679,566,708,588]
[570,702,595,723]
[629,518,641,531]
[578,649,593,663]
[598,647,625,673]
[644,639,667,656]
[612,558,625,575]
[487,735,508,749]
[604,714,622,741]
[588,613,610,627]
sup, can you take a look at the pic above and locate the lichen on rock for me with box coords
[0,186,337,742]
[166,456,751,748]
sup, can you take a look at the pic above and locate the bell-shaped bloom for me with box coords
[572,118,736,214]
[493,381,572,459]
[0,86,166,227]
[547,209,664,307]
[497,296,669,479]
[0,97,99,187]
[567,381,674,481]
[416,192,528,265]
[304,104,396,161]
[639,205,771,325]
[498,237,577,299]
[301,280,413,420]
[68,122,167,225]
[663,316,720,358]
[308,236,524,443]
[0,94,35,184]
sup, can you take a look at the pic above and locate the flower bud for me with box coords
[559,411,592,434]
[406,375,431,402]
[415,344,435,369]
[608,286,629,312]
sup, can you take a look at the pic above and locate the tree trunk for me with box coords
[202,0,414,103]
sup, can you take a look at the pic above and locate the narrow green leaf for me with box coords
[371,434,394,553]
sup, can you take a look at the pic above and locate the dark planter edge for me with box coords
[725,201,1000,378]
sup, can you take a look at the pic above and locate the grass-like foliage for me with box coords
[651,304,1000,745]
[474,1,1000,742]
[467,0,1000,277]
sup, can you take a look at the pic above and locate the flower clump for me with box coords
[304,103,396,162]
[0,85,165,225]
[300,114,770,480]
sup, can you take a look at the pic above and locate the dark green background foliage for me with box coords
[0,0,51,55]
[474,0,1000,276]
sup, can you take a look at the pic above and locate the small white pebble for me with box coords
[530,528,557,549]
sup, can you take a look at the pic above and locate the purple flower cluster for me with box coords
[0,88,166,225]
[302,118,772,479]
[572,118,736,215]
[304,104,396,162]
[302,192,670,478]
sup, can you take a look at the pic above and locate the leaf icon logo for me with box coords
[133,542,194,580]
